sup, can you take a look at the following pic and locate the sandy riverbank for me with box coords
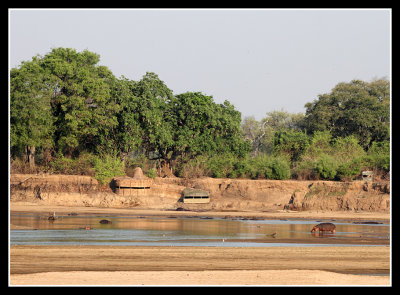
[10,269,390,286]
[10,245,390,286]
[9,203,391,286]
[10,202,390,223]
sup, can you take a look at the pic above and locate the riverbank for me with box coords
[10,174,390,213]
[9,204,391,286]
[10,202,391,225]
[10,245,390,285]
[9,174,391,286]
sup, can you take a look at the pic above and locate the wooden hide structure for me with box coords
[362,171,373,182]
[182,187,210,204]
[113,167,152,196]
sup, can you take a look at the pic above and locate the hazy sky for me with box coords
[9,9,391,120]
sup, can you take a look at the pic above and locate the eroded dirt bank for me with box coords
[10,174,390,213]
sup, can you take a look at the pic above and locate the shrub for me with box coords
[231,157,251,178]
[49,153,96,175]
[312,154,338,180]
[249,155,271,179]
[269,157,291,180]
[248,155,290,180]
[291,159,314,180]
[93,155,125,184]
[366,141,390,171]
[175,155,210,178]
[206,154,234,178]
[333,135,366,163]
[146,168,157,179]
[50,156,76,174]
[336,158,363,180]
[273,130,309,162]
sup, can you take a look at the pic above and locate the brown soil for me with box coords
[10,174,390,213]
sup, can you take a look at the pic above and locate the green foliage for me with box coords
[205,154,235,178]
[312,154,338,180]
[293,132,367,180]
[169,92,249,161]
[174,155,209,178]
[44,48,119,156]
[49,152,96,175]
[268,157,291,180]
[304,79,390,149]
[10,47,390,182]
[195,154,291,180]
[50,156,76,174]
[273,130,309,162]
[146,168,157,179]
[305,131,333,156]
[336,158,364,180]
[364,141,390,171]
[241,111,305,156]
[93,155,125,184]
[10,58,55,158]
[10,47,119,160]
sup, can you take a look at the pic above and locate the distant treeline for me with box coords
[10,47,390,183]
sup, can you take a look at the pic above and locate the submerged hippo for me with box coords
[99,219,112,224]
[311,222,336,233]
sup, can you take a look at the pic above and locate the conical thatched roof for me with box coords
[132,167,145,179]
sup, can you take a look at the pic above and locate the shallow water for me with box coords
[10,212,389,247]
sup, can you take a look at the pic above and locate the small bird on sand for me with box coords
[48,212,56,220]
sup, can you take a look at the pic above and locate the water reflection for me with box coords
[10,213,389,247]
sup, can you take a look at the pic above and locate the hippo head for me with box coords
[311,226,319,233]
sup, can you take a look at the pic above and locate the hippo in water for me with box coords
[311,222,336,233]
[99,219,112,224]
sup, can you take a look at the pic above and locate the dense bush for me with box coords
[291,132,372,180]
[312,154,338,180]
[49,153,96,175]
[92,155,125,184]
[336,158,364,181]
[365,141,390,171]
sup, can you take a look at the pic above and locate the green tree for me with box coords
[42,47,119,156]
[365,141,390,172]
[168,92,249,164]
[304,79,390,149]
[112,77,143,160]
[168,92,215,160]
[273,130,309,162]
[10,57,55,170]
[132,72,175,162]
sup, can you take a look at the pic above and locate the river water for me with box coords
[10,212,390,247]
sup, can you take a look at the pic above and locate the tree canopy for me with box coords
[10,47,390,181]
[10,48,248,173]
[303,79,390,149]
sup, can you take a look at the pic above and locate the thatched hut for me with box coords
[182,187,210,204]
[113,167,152,196]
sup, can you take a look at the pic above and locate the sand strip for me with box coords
[10,245,390,286]
[10,269,390,286]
